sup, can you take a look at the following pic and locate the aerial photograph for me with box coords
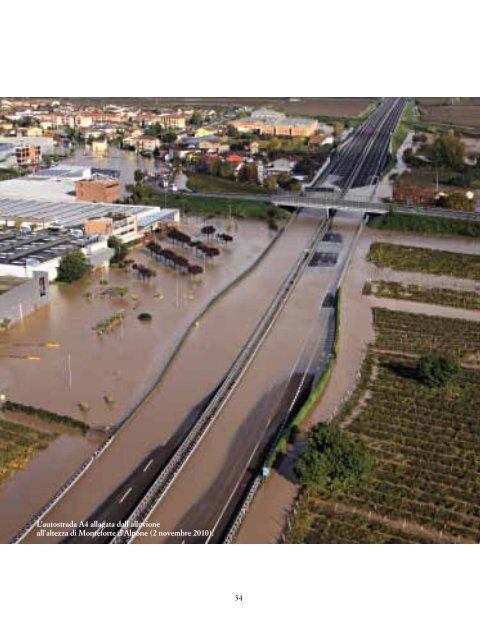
[0,95,478,547]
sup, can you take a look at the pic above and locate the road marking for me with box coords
[143,459,154,473]
[119,487,132,504]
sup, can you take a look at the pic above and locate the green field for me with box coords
[367,242,480,280]
[155,192,288,220]
[368,212,480,238]
[0,418,57,489]
[187,173,269,195]
[365,280,480,311]
[288,309,480,544]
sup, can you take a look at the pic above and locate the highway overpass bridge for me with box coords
[160,187,480,222]
[273,193,480,222]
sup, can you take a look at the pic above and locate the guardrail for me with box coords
[110,215,330,543]
[10,221,291,545]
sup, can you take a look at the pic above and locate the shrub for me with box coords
[416,352,459,388]
[57,249,90,283]
[108,235,128,263]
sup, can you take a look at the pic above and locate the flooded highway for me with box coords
[134,215,360,544]
[18,213,323,543]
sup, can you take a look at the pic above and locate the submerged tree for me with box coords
[57,249,90,283]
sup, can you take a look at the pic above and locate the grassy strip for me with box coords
[186,173,268,195]
[391,99,415,157]
[367,242,480,281]
[0,418,57,490]
[3,401,89,433]
[151,191,288,220]
[368,212,480,238]
[364,279,480,311]
[266,289,342,468]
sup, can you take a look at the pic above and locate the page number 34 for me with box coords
[235,595,243,602]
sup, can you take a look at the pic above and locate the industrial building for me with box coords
[75,178,121,203]
[0,196,178,231]
[0,272,50,326]
[0,228,113,281]
[231,111,319,138]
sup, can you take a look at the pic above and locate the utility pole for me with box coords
[66,353,72,391]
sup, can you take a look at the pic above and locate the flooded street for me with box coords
[17,214,322,543]
[63,146,162,195]
[0,218,273,542]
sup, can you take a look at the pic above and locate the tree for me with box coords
[134,169,145,184]
[333,121,345,138]
[264,175,278,191]
[163,129,177,144]
[294,423,372,491]
[416,353,459,388]
[107,235,128,263]
[189,111,202,126]
[57,249,90,283]
[431,131,465,170]
[443,192,474,212]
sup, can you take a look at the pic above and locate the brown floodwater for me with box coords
[0,218,273,542]
[134,216,359,544]
[17,214,325,543]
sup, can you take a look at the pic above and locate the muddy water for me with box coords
[135,217,359,544]
[63,147,162,195]
[0,219,272,430]
[0,219,272,542]
[20,215,321,543]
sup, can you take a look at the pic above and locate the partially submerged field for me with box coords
[367,242,480,280]
[0,418,57,490]
[365,280,480,311]
[288,309,480,544]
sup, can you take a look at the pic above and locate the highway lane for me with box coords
[316,98,408,192]
[133,216,360,544]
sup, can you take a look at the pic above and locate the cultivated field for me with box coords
[288,309,480,544]
[0,418,56,490]
[419,98,480,130]
[365,280,480,311]
[61,97,377,118]
[367,242,480,280]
